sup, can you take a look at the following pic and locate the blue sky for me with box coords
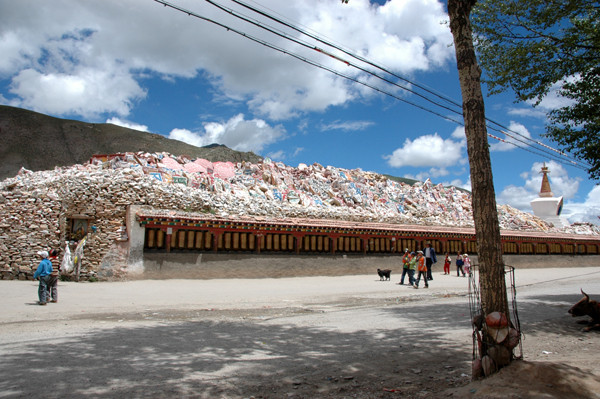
[1,0,598,225]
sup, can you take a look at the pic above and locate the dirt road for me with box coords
[1,267,599,398]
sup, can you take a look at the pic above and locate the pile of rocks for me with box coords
[0,151,597,280]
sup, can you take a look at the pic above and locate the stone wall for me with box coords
[1,153,598,281]
[0,166,212,280]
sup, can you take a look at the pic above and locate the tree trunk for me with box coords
[447,0,508,316]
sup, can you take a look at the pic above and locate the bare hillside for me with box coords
[0,105,262,180]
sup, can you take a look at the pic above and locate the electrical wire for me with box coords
[228,0,588,167]
[153,0,466,126]
[200,0,469,122]
[152,0,590,171]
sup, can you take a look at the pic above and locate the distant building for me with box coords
[530,164,570,227]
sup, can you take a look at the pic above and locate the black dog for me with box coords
[377,268,391,281]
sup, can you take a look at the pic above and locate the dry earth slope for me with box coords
[0,105,262,180]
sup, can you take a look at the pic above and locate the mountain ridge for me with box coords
[0,105,262,180]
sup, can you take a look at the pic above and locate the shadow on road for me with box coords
[1,292,595,398]
[2,303,474,398]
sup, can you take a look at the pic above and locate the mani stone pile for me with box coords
[0,152,597,280]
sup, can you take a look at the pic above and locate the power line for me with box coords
[229,0,464,110]
[153,0,466,126]
[224,0,591,169]
[152,0,589,171]
[199,0,468,122]
[227,0,588,167]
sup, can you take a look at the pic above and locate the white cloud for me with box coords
[497,185,535,210]
[168,114,285,154]
[9,67,146,118]
[407,167,447,182]
[372,0,453,68]
[427,167,449,178]
[507,79,578,120]
[562,185,600,226]
[534,78,578,111]
[0,0,454,120]
[507,106,547,119]
[455,177,471,191]
[319,120,375,132]
[384,133,464,168]
[450,126,466,141]
[106,117,148,132]
[267,150,286,161]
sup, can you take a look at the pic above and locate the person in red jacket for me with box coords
[413,251,429,289]
[443,252,451,275]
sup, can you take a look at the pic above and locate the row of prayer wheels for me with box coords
[143,228,595,255]
[144,228,428,253]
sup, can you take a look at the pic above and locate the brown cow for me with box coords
[568,289,600,332]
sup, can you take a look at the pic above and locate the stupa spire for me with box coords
[539,163,553,198]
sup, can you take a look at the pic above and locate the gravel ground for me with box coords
[1,267,599,398]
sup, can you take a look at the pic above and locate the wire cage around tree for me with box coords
[468,265,523,379]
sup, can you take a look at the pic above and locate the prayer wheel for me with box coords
[233,232,239,250]
[240,233,247,250]
[195,231,204,249]
[280,234,287,250]
[146,229,155,248]
[186,231,195,249]
[156,229,164,248]
[266,234,272,250]
[177,230,186,248]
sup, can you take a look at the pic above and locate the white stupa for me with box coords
[530,164,570,227]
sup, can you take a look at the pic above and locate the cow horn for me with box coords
[581,289,589,300]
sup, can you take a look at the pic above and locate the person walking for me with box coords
[407,251,417,287]
[397,248,411,285]
[33,251,53,305]
[463,254,472,276]
[47,249,60,303]
[413,251,429,289]
[456,253,465,277]
[423,242,437,280]
[443,252,451,275]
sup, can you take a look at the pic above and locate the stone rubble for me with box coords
[0,151,597,280]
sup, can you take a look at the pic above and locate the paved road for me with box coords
[1,267,599,398]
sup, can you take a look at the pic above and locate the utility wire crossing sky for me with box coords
[0,0,598,224]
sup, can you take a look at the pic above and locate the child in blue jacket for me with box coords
[33,251,53,305]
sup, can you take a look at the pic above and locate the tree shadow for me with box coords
[2,292,595,398]
[1,303,474,398]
